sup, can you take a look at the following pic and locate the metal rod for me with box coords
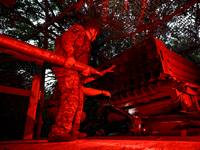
[0,34,101,75]
[35,62,46,139]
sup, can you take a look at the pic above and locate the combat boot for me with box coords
[47,133,77,142]
[70,131,87,138]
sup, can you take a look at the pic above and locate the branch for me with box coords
[178,44,200,54]
[23,0,86,41]
[0,11,55,41]
[46,0,56,18]
[34,0,45,12]
[51,23,65,33]
[54,0,68,8]
[105,0,198,43]
[185,53,197,64]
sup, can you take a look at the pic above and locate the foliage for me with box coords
[0,0,199,138]
[1,0,199,60]
[0,61,35,89]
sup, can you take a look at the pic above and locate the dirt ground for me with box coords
[0,136,200,150]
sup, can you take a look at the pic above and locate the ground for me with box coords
[0,136,200,150]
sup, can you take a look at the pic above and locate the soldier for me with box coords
[48,21,115,142]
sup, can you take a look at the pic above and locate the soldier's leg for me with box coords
[49,74,79,137]
[46,83,61,119]
[70,88,87,138]
[71,98,84,132]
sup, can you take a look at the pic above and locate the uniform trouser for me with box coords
[49,69,84,137]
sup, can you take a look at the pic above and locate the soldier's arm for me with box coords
[60,32,77,68]
[61,32,102,76]
[81,65,116,84]
[82,86,111,97]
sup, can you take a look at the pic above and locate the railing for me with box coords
[0,47,44,140]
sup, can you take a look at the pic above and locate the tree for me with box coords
[0,0,199,138]
[1,0,199,58]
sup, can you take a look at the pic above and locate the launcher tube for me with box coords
[0,34,101,75]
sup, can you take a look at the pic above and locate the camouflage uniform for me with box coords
[48,24,91,137]
[47,83,86,122]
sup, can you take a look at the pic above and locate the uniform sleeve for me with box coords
[62,32,75,57]
[61,24,86,58]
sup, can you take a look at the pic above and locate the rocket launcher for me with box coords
[94,37,200,124]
